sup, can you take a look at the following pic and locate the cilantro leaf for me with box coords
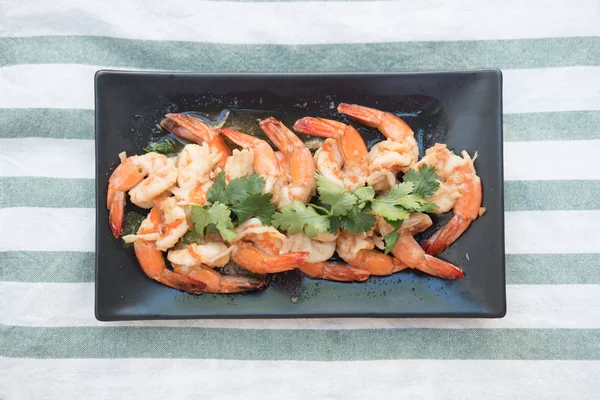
[396,194,430,211]
[385,218,403,231]
[403,165,440,198]
[370,202,410,221]
[340,206,377,233]
[272,201,330,238]
[329,192,357,216]
[231,193,276,225]
[379,182,414,204]
[181,230,199,245]
[143,139,178,156]
[355,186,375,203]
[315,173,348,205]
[383,231,400,254]
[190,203,237,242]
[206,171,227,204]
[329,215,342,234]
[224,174,266,205]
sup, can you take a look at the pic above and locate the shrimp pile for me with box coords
[108,105,483,295]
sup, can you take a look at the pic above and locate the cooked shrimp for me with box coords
[218,128,283,198]
[338,103,418,191]
[107,153,177,238]
[232,243,309,274]
[282,232,370,282]
[224,148,255,181]
[293,117,368,191]
[336,231,406,276]
[415,144,482,255]
[173,264,267,293]
[171,143,220,205]
[167,242,231,268]
[377,212,433,237]
[132,207,207,294]
[259,117,317,205]
[391,231,464,280]
[233,218,287,255]
[161,113,232,168]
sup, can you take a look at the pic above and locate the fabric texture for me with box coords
[1,0,599,398]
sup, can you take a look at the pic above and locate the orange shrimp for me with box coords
[336,231,406,276]
[259,117,316,205]
[338,103,418,191]
[391,231,464,280]
[133,208,206,294]
[416,144,483,255]
[107,153,177,238]
[293,117,369,191]
[161,113,232,168]
[232,243,309,274]
[173,264,267,294]
[298,262,370,282]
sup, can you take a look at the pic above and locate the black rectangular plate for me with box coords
[95,70,505,320]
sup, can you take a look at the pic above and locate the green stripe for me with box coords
[3,174,598,211]
[504,111,600,142]
[0,252,94,282]
[504,180,600,211]
[0,109,94,139]
[2,326,598,360]
[0,178,94,208]
[1,36,598,70]
[2,251,599,284]
[506,254,600,285]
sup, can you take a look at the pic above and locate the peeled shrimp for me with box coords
[293,117,369,191]
[161,113,232,168]
[173,264,267,293]
[259,117,317,206]
[167,242,231,268]
[282,232,369,282]
[218,128,283,199]
[107,153,177,238]
[132,208,206,294]
[415,144,483,255]
[224,148,255,181]
[171,143,220,205]
[336,231,406,276]
[338,103,418,191]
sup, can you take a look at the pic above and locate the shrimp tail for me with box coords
[134,240,207,294]
[299,262,370,282]
[233,244,309,274]
[422,255,465,280]
[293,117,343,139]
[174,264,268,294]
[109,191,125,238]
[337,103,382,128]
[422,215,472,256]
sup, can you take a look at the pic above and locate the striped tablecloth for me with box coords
[1,1,599,398]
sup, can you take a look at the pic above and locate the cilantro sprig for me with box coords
[272,167,439,250]
[189,172,276,242]
[143,139,178,157]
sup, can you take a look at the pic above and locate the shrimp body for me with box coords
[293,117,368,191]
[336,231,406,276]
[338,103,418,191]
[224,148,255,181]
[282,232,370,282]
[218,128,284,199]
[132,208,206,294]
[161,113,232,168]
[107,153,177,238]
[171,143,220,205]
[259,117,316,205]
[391,231,464,280]
[173,264,267,293]
[167,242,231,268]
[416,144,482,255]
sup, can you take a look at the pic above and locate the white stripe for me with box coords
[0,138,95,178]
[505,210,600,254]
[3,137,600,182]
[1,207,599,254]
[1,358,598,400]
[1,65,600,113]
[504,140,600,181]
[1,282,598,329]
[0,208,94,252]
[1,0,599,44]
